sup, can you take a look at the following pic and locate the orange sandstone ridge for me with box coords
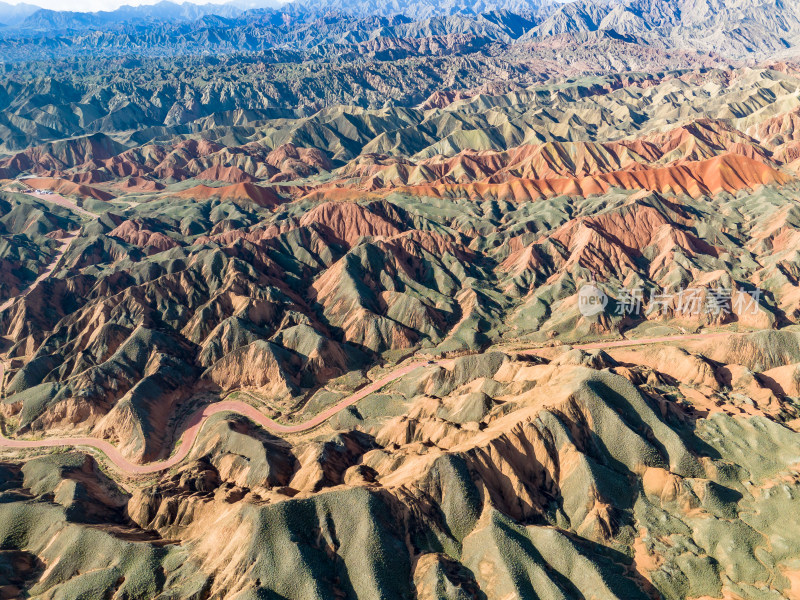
[176,182,285,208]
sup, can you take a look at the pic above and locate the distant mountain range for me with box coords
[1,0,554,31]
[526,0,800,57]
[284,0,557,18]
[0,0,285,29]
[0,0,797,76]
[0,1,40,26]
[1,0,799,63]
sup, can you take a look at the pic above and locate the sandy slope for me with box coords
[27,190,96,218]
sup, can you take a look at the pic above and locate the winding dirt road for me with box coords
[0,360,429,475]
[0,329,734,475]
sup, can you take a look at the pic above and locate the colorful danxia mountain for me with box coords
[5,0,800,598]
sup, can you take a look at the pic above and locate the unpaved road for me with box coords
[0,360,428,475]
[0,331,735,475]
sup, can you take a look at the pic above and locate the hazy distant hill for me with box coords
[284,0,557,18]
[525,0,800,56]
[7,0,556,32]
[2,0,800,61]
[0,1,40,26]
[16,1,255,30]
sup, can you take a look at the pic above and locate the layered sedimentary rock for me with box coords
[4,35,800,600]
